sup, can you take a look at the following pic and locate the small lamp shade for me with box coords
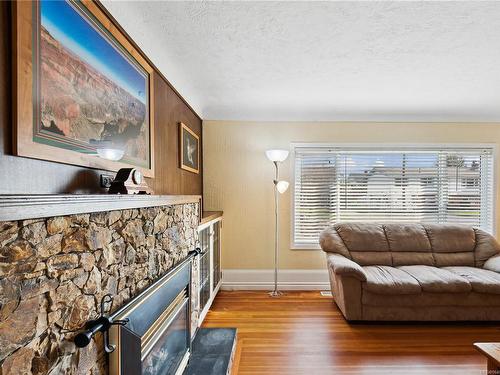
[276,180,289,194]
[266,149,289,162]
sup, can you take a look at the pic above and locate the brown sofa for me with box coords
[320,223,500,321]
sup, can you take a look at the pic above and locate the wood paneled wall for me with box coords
[0,1,202,196]
[150,75,202,195]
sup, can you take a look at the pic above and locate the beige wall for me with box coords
[203,121,500,270]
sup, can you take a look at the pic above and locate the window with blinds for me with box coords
[292,146,494,248]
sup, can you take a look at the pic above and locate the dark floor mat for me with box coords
[183,328,237,375]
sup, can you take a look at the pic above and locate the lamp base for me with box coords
[268,290,284,298]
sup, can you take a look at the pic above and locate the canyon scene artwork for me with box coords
[37,0,150,169]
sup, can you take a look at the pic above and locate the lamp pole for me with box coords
[270,160,282,297]
[265,149,289,297]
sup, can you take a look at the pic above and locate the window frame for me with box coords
[290,143,497,250]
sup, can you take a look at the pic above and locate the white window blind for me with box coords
[293,146,494,247]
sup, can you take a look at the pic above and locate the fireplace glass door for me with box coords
[141,298,189,375]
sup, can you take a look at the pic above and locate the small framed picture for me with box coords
[179,123,200,174]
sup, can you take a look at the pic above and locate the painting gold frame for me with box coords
[12,0,155,177]
[179,122,199,174]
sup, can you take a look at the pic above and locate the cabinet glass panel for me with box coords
[199,251,210,310]
[212,221,221,289]
[199,226,210,254]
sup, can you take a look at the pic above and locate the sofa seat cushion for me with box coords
[444,267,500,294]
[398,265,471,293]
[362,290,500,307]
[363,266,421,295]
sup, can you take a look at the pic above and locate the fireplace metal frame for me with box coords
[108,251,197,375]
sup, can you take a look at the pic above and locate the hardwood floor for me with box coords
[202,291,500,374]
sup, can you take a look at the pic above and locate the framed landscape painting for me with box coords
[13,0,155,177]
[179,123,200,174]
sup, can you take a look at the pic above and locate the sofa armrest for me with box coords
[320,226,351,258]
[326,253,367,282]
[474,228,500,267]
[483,254,500,273]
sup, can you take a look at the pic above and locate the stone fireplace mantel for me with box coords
[0,194,202,221]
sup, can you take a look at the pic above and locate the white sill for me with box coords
[290,244,322,251]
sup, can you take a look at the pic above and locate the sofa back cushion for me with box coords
[319,223,499,267]
[384,224,435,266]
[335,223,392,265]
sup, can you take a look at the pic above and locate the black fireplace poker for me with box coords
[74,294,129,353]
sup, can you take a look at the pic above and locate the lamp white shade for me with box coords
[266,149,289,162]
[276,180,289,194]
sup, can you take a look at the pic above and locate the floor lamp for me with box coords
[265,149,289,297]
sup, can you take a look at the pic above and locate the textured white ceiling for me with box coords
[102,1,500,122]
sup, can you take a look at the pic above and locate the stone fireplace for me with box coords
[0,195,200,375]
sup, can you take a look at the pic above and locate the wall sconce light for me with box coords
[90,139,125,161]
